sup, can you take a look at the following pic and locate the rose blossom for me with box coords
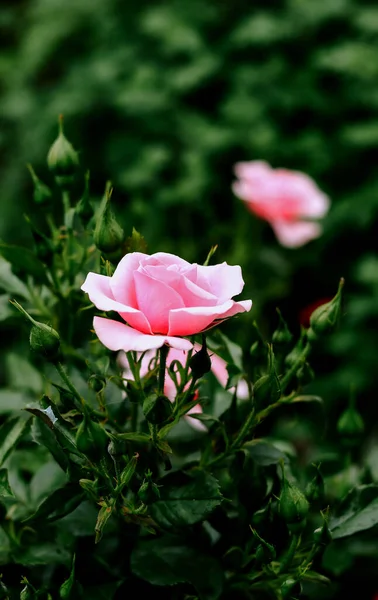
[81,252,252,352]
[119,344,249,431]
[232,161,330,248]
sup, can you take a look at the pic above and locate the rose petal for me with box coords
[110,252,148,306]
[195,263,245,303]
[168,299,252,337]
[134,271,185,334]
[81,272,153,334]
[144,252,190,269]
[270,220,322,248]
[142,265,218,308]
[93,316,193,352]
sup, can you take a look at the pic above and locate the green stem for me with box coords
[158,344,169,395]
[280,343,311,394]
[54,361,85,413]
[62,190,71,214]
[131,402,139,432]
[279,533,299,574]
[149,423,158,445]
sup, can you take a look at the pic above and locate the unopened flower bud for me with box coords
[30,322,60,361]
[309,278,344,336]
[20,579,34,600]
[189,336,211,380]
[118,453,139,490]
[76,171,93,224]
[47,116,79,188]
[337,406,364,444]
[125,227,148,253]
[138,471,160,504]
[27,164,52,205]
[313,520,332,546]
[305,464,325,503]
[143,393,172,424]
[284,332,306,368]
[297,361,315,386]
[93,182,124,257]
[79,478,98,500]
[280,463,309,533]
[253,345,281,408]
[11,298,62,362]
[272,309,293,348]
[251,529,276,564]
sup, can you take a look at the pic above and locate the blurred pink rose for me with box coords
[232,161,330,248]
[119,343,249,431]
[81,252,252,352]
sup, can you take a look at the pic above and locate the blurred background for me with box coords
[1,0,378,595]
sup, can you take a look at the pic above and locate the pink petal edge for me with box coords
[93,316,193,352]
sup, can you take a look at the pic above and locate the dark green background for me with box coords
[1,0,378,596]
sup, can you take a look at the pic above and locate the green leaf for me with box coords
[83,582,123,600]
[0,242,49,284]
[59,501,98,537]
[0,294,14,321]
[211,331,243,372]
[0,390,31,414]
[29,460,67,508]
[13,542,71,566]
[150,469,222,529]
[131,535,224,599]
[0,469,14,498]
[112,432,151,443]
[330,484,378,539]
[31,415,69,473]
[24,482,85,523]
[244,439,290,466]
[0,258,29,297]
[6,353,43,393]
[0,415,31,466]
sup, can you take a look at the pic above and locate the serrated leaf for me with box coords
[0,242,49,284]
[0,469,14,498]
[150,469,222,529]
[330,484,378,539]
[23,482,85,523]
[131,534,223,599]
[0,415,31,466]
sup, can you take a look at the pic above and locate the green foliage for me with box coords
[1,0,378,596]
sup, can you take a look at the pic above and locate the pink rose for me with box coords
[119,344,249,431]
[232,161,330,248]
[81,252,252,352]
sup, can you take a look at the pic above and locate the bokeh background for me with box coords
[1,0,378,596]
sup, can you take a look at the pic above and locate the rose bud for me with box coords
[47,115,79,188]
[309,278,344,336]
[93,182,124,257]
[27,164,52,205]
